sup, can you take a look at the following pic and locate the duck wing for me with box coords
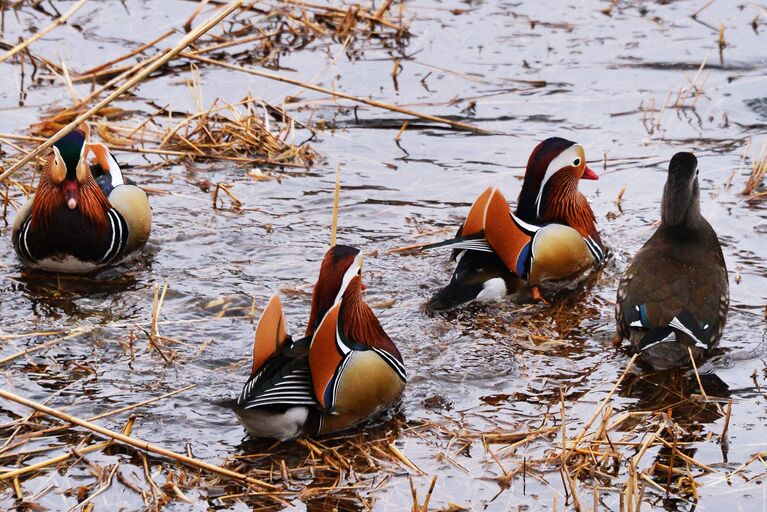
[617,225,728,351]
[233,294,316,411]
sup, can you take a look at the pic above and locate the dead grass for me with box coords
[29,92,318,169]
[741,140,767,201]
[188,0,410,69]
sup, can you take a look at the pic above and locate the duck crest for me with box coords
[305,245,361,336]
[56,130,88,179]
[516,137,576,222]
[516,137,600,244]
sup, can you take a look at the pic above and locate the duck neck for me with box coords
[306,286,335,338]
[340,279,403,362]
[661,182,702,233]
[31,174,110,231]
[536,171,601,244]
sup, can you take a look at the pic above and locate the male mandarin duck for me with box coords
[616,152,729,370]
[217,245,406,440]
[12,125,151,273]
[424,137,604,311]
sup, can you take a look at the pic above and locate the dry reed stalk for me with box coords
[691,0,717,17]
[188,32,278,56]
[17,384,196,442]
[71,50,166,106]
[152,283,169,340]
[184,0,211,32]
[388,443,424,474]
[0,388,277,489]
[567,354,638,457]
[386,242,431,253]
[656,440,715,473]
[77,29,177,77]
[676,52,709,109]
[687,347,710,402]
[741,140,766,198]
[181,53,491,133]
[420,475,438,512]
[0,0,246,183]
[0,336,67,366]
[0,0,87,64]
[721,398,733,439]
[330,164,341,246]
[0,418,135,480]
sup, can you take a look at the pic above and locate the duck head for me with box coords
[661,152,701,229]
[305,245,365,336]
[516,137,600,242]
[32,126,110,229]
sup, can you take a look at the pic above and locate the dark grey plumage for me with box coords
[616,152,729,369]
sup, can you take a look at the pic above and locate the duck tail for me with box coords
[211,398,238,409]
[635,308,711,352]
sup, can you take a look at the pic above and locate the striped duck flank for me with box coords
[424,137,603,311]
[615,152,729,369]
[217,245,406,441]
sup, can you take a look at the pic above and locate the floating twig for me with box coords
[0,0,88,65]
[0,388,277,490]
[181,53,492,134]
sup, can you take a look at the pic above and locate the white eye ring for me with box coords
[573,158,581,166]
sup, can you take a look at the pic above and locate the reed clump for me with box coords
[23,92,316,169]
[741,140,766,201]
[190,0,411,68]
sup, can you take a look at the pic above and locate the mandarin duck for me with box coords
[616,152,729,370]
[217,245,406,440]
[12,126,151,273]
[424,137,604,311]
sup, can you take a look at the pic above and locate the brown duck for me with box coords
[616,152,729,369]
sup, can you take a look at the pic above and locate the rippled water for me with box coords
[1,0,766,510]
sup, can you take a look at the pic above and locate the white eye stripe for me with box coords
[334,253,363,304]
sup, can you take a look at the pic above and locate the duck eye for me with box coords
[357,269,362,276]
[573,158,581,166]
[695,168,699,177]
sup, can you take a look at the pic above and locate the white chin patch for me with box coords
[67,199,77,209]
[475,278,508,302]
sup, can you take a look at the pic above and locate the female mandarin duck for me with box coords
[616,152,729,370]
[217,245,406,440]
[425,137,604,311]
[12,125,151,273]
